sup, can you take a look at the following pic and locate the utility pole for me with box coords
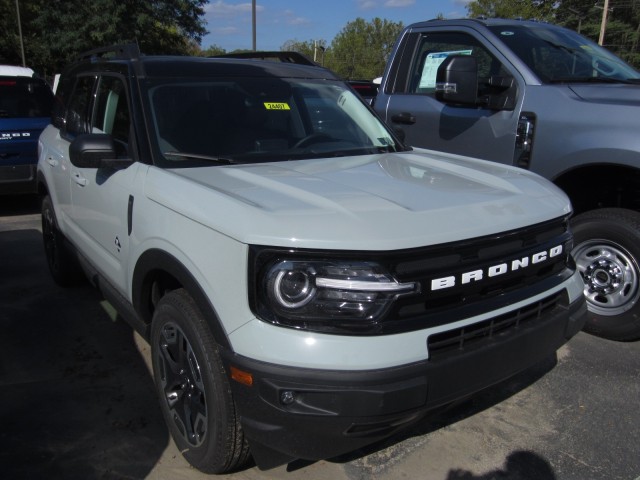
[16,0,26,67]
[598,0,611,45]
[252,0,256,51]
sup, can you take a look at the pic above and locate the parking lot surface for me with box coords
[1,195,639,480]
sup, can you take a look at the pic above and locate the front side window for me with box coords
[407,32,511,95]
[64,76,95,139]
[146,77,401,167]
[93,76,131,157]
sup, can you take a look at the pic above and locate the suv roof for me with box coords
[63,44,339,81]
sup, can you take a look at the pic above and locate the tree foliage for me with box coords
[466,0,557,21]
[0,0,208,77]
[326,17,404,80]
[467,0,640,68]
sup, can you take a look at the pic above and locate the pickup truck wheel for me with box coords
[150,289,250,473]
[41,195,82,286]
[571,208,640,341]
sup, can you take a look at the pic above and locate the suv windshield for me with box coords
[147,77,401,167]
[0,76,53,118]
[488,24,640,84]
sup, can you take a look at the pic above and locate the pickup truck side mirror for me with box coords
[435,55,478,106]
[69,133,132,169]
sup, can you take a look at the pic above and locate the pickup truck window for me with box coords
[487,24,640,83]
[408,32,510,96]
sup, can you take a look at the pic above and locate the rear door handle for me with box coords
[391,112,417,125]
[46,156,59,167]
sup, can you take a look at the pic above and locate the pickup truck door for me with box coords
[378,29,525,166]
[65,74,137,293]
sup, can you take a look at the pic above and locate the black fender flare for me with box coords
[132,249,231,350]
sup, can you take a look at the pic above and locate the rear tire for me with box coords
[150,289,250,473]
[571,208,640,341]
[41,194,83,286]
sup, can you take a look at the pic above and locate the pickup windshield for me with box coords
[147,77,401,167]
[487,24,640,84]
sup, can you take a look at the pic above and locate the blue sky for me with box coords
[202,0,472,51]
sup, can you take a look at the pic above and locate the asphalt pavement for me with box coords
[0,195,638,480]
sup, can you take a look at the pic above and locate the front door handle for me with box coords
[391,112,416,125]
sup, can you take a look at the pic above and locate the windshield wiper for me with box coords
[163,151,236,164]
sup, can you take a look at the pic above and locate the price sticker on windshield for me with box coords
[264,102,290,110]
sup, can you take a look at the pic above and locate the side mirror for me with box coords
[69,133,130,169]
[435,55,478,106]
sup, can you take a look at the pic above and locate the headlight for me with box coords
[254,257,418,333]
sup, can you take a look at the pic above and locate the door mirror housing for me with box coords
[69,134,132,169]
[435,55,478,106]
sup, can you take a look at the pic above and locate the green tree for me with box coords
[556,0,640,68]
[327,17,404,80]
[281,39,327,64]
[0,0,208,76]
[466,0,557,22]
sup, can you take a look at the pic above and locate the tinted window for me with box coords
[487,24,640,83]
[64,76,95,139]
[0,76,53,118]
[147,77,399,167]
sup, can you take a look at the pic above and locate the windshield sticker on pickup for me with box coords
[264,102,290,110]
[420,50,472,89]
[500,31,515,36]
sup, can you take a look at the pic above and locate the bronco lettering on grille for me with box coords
[430,245,563,291]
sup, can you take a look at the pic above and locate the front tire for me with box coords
[571,208,640,341]
[150,289,250,473]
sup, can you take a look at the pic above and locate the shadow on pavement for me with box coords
[446,450,557,480]
[0,194,40,216]
[330,353,558,477]
[0,227,169,479]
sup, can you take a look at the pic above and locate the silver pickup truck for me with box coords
[375,18,640,341]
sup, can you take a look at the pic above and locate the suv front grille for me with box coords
[380,216,574,334]
[427,291,566,359]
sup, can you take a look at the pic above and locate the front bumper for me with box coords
[222,292,587,469]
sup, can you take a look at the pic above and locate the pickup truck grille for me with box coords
[380,216,574,334]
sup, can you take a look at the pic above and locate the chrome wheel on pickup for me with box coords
[571,208,640,341]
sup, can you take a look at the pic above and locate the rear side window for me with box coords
[0,76,53,118]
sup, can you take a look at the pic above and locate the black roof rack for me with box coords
[78,43,140,62]
[211,51,318,66]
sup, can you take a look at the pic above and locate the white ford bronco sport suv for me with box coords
[37,44,586,473]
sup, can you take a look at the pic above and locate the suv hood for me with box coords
[148,149,570,250]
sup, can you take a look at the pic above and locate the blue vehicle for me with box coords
[0,66,53,194]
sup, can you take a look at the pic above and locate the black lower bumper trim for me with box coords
[223,294,586,468]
